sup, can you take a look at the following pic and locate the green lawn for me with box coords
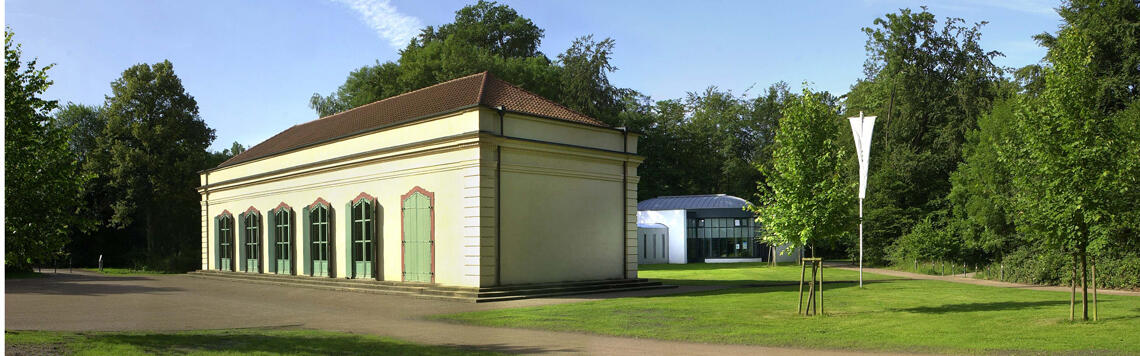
[637,262,896,286]
[83,268,174,275]
[5,328,503,356]
[439,263,1140,354]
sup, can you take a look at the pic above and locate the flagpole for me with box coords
[848,111,875,289]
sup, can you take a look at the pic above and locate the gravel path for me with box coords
[827,263,1140,296]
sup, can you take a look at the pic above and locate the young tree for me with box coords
[1007,23,1129,321]
[4,29,89,271]
[94,60,215,266]
[750,88,853,256]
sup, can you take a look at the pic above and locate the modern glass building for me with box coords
[636,194,799,264]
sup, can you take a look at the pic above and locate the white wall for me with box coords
[774,244,802,263]
[636,209,687,264]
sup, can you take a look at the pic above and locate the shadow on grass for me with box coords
[73,330,551,355]
[890,300,1069,314]
[645,276,910,288]
[639,262,797,271]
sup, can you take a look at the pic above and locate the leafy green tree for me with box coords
[749,88,853,254]
[1006,23,1130,321]
[4,29,89,271]
[947,99,1020,262]
[310,1,626,127]
[53,103,105,163]
[844,7,1003,264]
[556,35,626,123]
[1033,0,1140,115]
[412,0,545,59]
[93,60,215,266]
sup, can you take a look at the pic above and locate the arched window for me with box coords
[269,204,293,275]
[401,187,434,283]
[304,198,333,277]
[240,209,262,273]
[345,193,378,280]
[215,212,234,271]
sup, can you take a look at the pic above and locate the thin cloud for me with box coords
[333,0,423,48]
[961,0,1057,16]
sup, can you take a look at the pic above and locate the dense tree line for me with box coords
[6,0,1137,294]
[5,28,242,271]
[883,0,1140,317]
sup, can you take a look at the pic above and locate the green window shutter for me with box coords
[302,206,311,276]
[328,206,336,278]
[237,213,246,272]
[267,210,277,274]
[258,213,265,274]
[371,197,381,280]
[214,216,221,270]
[344,202,353,279]
[291,207,296,277]
[402,197,412,281]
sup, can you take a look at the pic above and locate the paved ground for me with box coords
[6,270,903,356]
[828,264,1140,296]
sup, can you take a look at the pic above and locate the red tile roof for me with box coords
[215,72,608,169]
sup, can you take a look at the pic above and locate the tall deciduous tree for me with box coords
[750,88,853,254]
[1007,22,1130,321]
[310,1,627,127]
[844,7,1003,263]
[94,60,215,263]
[947,99,1020,262]
[4,29,89,271]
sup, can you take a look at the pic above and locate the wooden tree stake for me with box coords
[1092,256,1098,321]
[1070,255,1076,321]
[798,258,806,313]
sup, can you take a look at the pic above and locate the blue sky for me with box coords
[6,0,1063,151]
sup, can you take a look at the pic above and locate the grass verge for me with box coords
[5,328,503,356]
[638,262,896,286]
[439,264,1140,354]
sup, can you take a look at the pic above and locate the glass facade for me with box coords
[687,217,762,260]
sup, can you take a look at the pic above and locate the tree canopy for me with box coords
[90,60,215,265]
[4,29,90,271]
[749,87,853,253]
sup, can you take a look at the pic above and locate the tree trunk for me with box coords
[1081,249,1089,321]
[145,210,155,254]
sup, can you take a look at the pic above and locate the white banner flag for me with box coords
[848,112,876,199]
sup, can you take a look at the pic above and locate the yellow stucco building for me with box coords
[197,72,645,296]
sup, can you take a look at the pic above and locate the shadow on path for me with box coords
[5,272,181,296]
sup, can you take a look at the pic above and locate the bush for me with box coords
[990,246,1139,290]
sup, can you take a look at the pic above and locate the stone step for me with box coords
[189,271,445,293]
[188,272,476,302]
[476,281,665,298]
[187,270,674,302]
[475,284,678,303]
[476,278,653,292]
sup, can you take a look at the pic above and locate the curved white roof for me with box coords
[637,194,752,211]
